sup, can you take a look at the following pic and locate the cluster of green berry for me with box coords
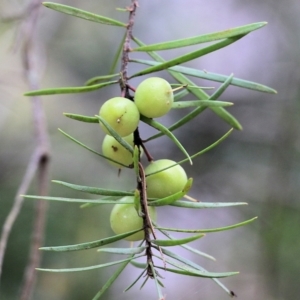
[98,77,188,241]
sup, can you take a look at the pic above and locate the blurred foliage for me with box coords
[0,0,300,300]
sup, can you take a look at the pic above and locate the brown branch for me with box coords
[0,1,51,299]
[0,149,40,279]
[118,0,158,279]
[138,162,155,277]
[120,0,138,91]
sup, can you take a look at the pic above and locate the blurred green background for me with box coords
[1,0,299,299]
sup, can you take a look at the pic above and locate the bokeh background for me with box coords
[1,0,299,299]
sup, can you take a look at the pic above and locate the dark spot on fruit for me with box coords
[112,146,118,152]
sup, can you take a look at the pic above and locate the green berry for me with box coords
[145,159,187,199]
[102,134,143,168]
[134,77,173,118]
[110,196,157,241]
[99,97,140,137]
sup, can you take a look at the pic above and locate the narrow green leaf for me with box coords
[153,266,200,277]
[210,73,235,99]
[130,36,243,78]
[58,128,129,167]
[145,129,233,174]
[157,227,216,261]
[143,77,234,141]
[162,248,238,278]
[92,262,129,300]
[131,59,276,94]
[140,276,149,289]
[171,83,214,90]
[43,2,127,27]
[132,22,267,51]
[85,73,120,86]
[37,255,143,273]
[123,268,147,292]
[170,200,247,209]
[40,229,144,252]
[140,115,192,164]
[151,233,204,247]
[156,226,232,295]
[172,100,233,109]
[156,217,257,233]
[148,178,193,206]
[211,105,242,130]
[24,80,118,96]
[133,39,242,131]
[109,32,127,74]
[64,113,99,123]
[96,115,134,154]
[80,198,121,209]
[52,180,134,197]
[130,259,147,269]
[97,246,146,255]
[174,89,189,101]
[149,262,164,300]
[133,38,242,136]
[92,241,144,300]
[172,76,243,130]
[23,195,131,204]
[155,252,238,278]
[161,249,235,296]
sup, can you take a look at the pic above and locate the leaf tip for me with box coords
[42,2,51,8]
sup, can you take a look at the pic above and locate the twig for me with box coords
[119,0,138,91]
[19,2,51,300]
[138,162,155,277]
[0,1,51,299]
[119,0,160,279]
[0,149,40,279]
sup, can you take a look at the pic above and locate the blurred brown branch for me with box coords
[0,1,51,299]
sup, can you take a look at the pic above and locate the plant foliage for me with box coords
[24,1,276,299]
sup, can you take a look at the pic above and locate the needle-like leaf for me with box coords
[52,180,134,197]
[151,233,204,247]
[43,2,127,27]
[132,22,267,51]
[24,81,118,96]
[97,247,146,255]
[96,115,134,154]
[22,195,130,204]
[130,36,243,78]
[140,115,192,164]
[37,255,144,272]
[172,100,233,109]
[156,217,257,233]
[40,230,144,252]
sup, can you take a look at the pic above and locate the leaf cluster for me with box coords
[24,2,276,299]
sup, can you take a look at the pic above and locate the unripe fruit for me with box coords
[110,196,157,241]
[145,159,188,199]
[99,97,140,137]
[134,77,173,118]
[102,134,143,168]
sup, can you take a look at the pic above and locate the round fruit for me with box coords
[99,97,140,137]
[145,159,187,199]
[102,134,143,168]
[110,196,157,241]
[134,77,173,118]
